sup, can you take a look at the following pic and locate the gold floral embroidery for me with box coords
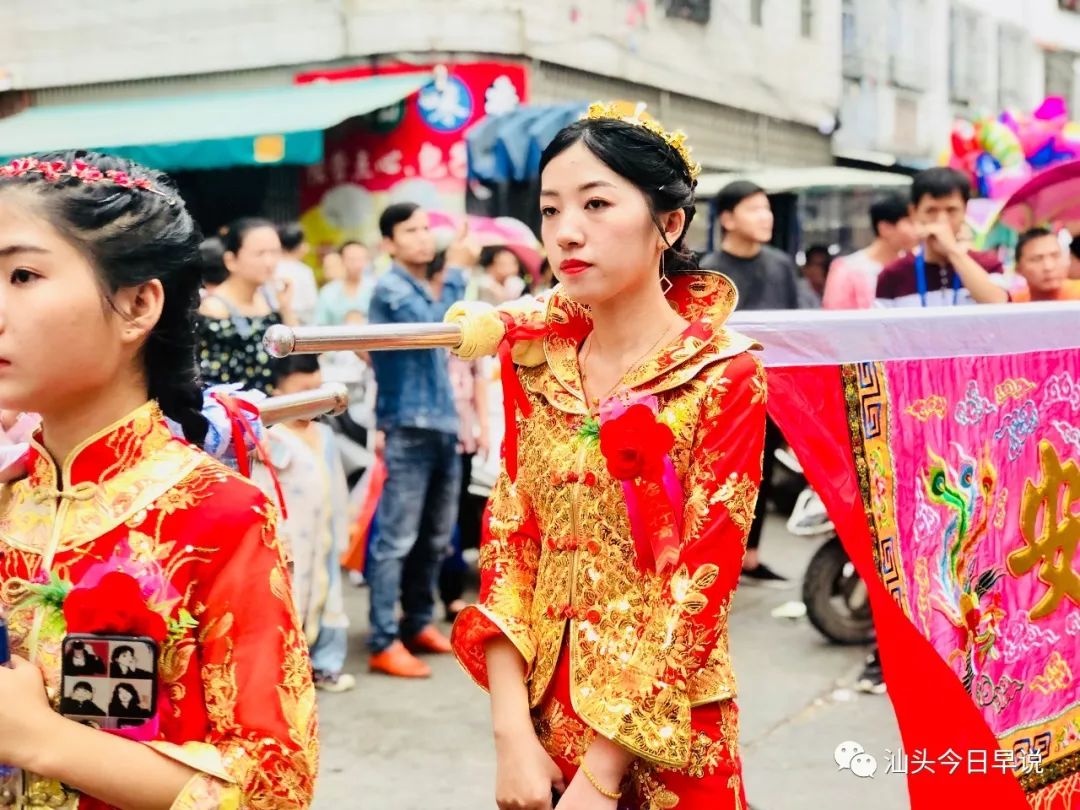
[686,606,737,704]
[204,660,240,730]
[270,562,291,604]
[749,364,767,406]
[277,628,320,785]
[451,295,764,767]
[623,699,742,804]
[570,562,726,765]
[0,416,203,555]
[534,331,757,414]
[154,485,199,515]
[0,403,317,807]
[717,699,741,763]
[729,775,745,810]
[22,775,74,808]
[127,528,174,564]
[681,731,726,778]
[534,698,594,763]
[527,282,757,417]
[714,473,759,534]
[200,612,242,731]
[160,635,197,688]
[258,500,283,549]
[200,611,235,644]
[628,766,681,809]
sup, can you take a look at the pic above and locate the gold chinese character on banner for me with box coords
[1008,441,1080,620]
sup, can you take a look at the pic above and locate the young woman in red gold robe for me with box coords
[0,152,316,809]
[448,105,767,810]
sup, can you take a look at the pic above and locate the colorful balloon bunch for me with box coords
[945,97,1080,200]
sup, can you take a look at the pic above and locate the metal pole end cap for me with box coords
[263,325,295,358]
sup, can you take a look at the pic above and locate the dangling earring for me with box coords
[659,252,673,295]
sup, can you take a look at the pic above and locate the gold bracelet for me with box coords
[579,761,622,800]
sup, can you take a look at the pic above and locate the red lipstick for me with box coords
[559,259,592,275]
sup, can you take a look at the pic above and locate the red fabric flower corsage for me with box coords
[599,403,675,482]
[63,572,168,643]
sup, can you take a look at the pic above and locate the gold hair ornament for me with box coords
[584,101,702,180]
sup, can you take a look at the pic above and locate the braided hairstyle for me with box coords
[0,151,209,445]
[538,117,699,275]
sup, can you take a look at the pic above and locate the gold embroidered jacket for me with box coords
[0,403,317,809]
[451,274,766,768]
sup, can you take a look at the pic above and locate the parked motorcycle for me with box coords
[777,448,875,646]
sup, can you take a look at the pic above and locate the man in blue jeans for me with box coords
[367,202,472,678]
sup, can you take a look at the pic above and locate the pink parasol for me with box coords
[428,212,544,281]
[995,157,1080,231]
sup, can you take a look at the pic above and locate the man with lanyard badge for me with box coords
[875,167,1006,308]
[858,167,1006,696]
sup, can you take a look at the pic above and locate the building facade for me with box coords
[836,0,1080,167]
[1036,1,1080,112]
[0,0,841,170]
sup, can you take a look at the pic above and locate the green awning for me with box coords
[0,72,432,171]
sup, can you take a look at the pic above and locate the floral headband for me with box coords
[584,101,702,181]
[0,157,176,205]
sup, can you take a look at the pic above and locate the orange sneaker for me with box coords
[369,641,432,678]
[404,625,453,655]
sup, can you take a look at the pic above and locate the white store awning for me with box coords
[697,166,912,198]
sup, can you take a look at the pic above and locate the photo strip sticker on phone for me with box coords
[60,635,158,731]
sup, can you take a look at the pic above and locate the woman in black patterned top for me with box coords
[196,218,296,395]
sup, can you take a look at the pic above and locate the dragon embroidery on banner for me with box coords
[923,445,1005,694]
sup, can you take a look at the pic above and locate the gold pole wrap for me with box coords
[258,383,350,425]
[263,323,464,357]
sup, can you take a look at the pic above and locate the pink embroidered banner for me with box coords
[739,303,1080,810]
[850,351,1080,797]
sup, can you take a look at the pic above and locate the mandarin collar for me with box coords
[27,401,173,491]
[537,271,757,411]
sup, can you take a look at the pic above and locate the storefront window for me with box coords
[998,23,1031,110]
[663,0,711,24]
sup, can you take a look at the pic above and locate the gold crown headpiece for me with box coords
[584,101,701,181]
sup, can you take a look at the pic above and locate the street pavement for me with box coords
[313,517,910,810]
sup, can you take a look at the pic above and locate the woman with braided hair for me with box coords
[0,152,316,809]
[449,105,766,809]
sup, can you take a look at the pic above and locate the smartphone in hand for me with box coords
[59,634,159,732]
